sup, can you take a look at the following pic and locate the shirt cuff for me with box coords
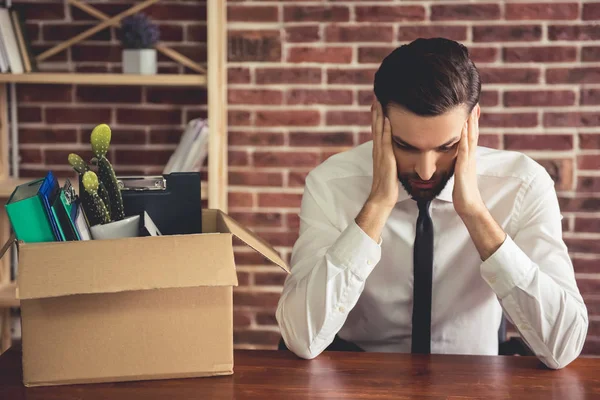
[327,220,382,281]
[480,235,537,299]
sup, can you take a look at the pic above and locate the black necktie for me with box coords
[412,199,433,354]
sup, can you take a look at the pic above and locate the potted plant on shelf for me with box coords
[68,124,140,240]
[118,13,160,75]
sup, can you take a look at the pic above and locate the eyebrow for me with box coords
[392,136,460,151]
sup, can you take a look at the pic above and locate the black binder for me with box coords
[117,172,202,235]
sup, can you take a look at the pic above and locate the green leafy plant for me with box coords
[68,123,125,226]
[82,171,110,225]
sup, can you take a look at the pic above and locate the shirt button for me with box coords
[367,259,372,266]
[338,306,345,313]
[488,275,497,284]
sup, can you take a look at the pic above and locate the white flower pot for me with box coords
[122,49,157,75]
[90,215,140,240]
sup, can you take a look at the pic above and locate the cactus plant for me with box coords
[82,171,110,225]
[68,152,112,219]
[90,124,125,221]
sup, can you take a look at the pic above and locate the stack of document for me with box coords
[163,118,209,174]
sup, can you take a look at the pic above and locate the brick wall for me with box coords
[11,1,600,354]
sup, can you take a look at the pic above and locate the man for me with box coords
[275,37,588,369]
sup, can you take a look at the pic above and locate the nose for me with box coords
[414,152,436,181]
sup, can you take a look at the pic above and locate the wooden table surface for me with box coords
[0,345,598,399]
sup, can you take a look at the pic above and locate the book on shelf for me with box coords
[0,5,37,74]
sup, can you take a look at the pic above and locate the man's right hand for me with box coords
[354,100,398,243]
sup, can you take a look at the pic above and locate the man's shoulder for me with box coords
[307,141,374,186]
[476,146,552,187]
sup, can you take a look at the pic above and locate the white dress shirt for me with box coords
[276,141,588,369]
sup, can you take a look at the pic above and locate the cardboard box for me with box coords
[16,209,289,387]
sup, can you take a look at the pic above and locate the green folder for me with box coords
[5,178,55,243]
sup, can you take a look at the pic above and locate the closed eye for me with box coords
[438,143,459,153]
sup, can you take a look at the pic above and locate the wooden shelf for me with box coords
[0,283,18,308]
[0,73,206,86]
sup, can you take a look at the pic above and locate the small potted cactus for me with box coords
[69,124,140,240]
[118,13,160,75]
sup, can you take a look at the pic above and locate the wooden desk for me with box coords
[0,345,597,399]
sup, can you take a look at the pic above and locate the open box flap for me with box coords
[216,210,290,274]
[17,233,238,300]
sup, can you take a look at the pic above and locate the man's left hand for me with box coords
[453,106,485,218]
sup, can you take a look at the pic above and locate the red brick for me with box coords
[257,231,298,248]
[229,150,249,166]
[562,217,571,233]
[565,238,600,253]
[544,112,600,127]
[327,68,376,85]
[42,23,110,42]
[228,5,278,22]
[397,25,467,42]
[255,110,320,127]
[233,291,280,307]
[290,131,354,147]
[76,65,109,73]
[287,213,300,230]
[187,24,206,42]
[22,3,65,20]
[229,89,282,105]
[580,134,600,149]
[558,196,600,212]
[356,6,425,22]
[229,212,283,228]
[535,158,574,191]
[326,110,371,126]
[547,68,600,84]
[155,24,184,42]
[549,25,600,41]
[480,113,538,128]
[157,44,207,64]
[479,68,540,84]
[503,46,577,63]
[229,171,283,187]
[18,84,72,103]
[229,131,285,147]
[229,110,251,126]
[582,46,600,62]
[578,177,600,193]
[102,129,146,145]
[284,5,349,22]
[431,4,500,21]
[289,171,310,187]
[469,48,499,63]
[478,134,501,149]
[258,193,302,208]
[234,251,271,266]
[70,3,126,20]
[579,155,600,170]
[506,3,579,20]
[233,330,280,346]
[325,26,394,43]
[228,67,251,84]
[19,128,77,144]
[20,167,71,178]
[575,218,600,233]
[146,4,206,21]
[358,90,375,106]
[254,151,319,168]
[287,89,353,105]
[114,150,172,166]
[285,26,320,43]
[117,109,181,126]
[147,88,207,106]
[19,149,42,164]
[473,25,542,42]
[18,106,42,123]
[45,149,93,166]
[255,271,287,286]
[480,90,499,107]
[358,46,394,64]
[46,107,111,124]
[228,30,281,62]
[256,68,321,85]
[359,132,372,145]
[583,3,600,20]
[186,109,208,122]
[228,192,254,208]
[256,312,277,326]
[30,44,68,62]
[504,90,576,107]
[576,279,600,294]
[504,134,573,151]
[288,46,352,64]
[71,45,120,62]
[76,86,142,103]
[233,310,252,327]
[573,257,600,273]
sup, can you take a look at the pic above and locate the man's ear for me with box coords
[474,103,481,119]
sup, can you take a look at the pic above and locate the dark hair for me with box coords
[374,37,481,116]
